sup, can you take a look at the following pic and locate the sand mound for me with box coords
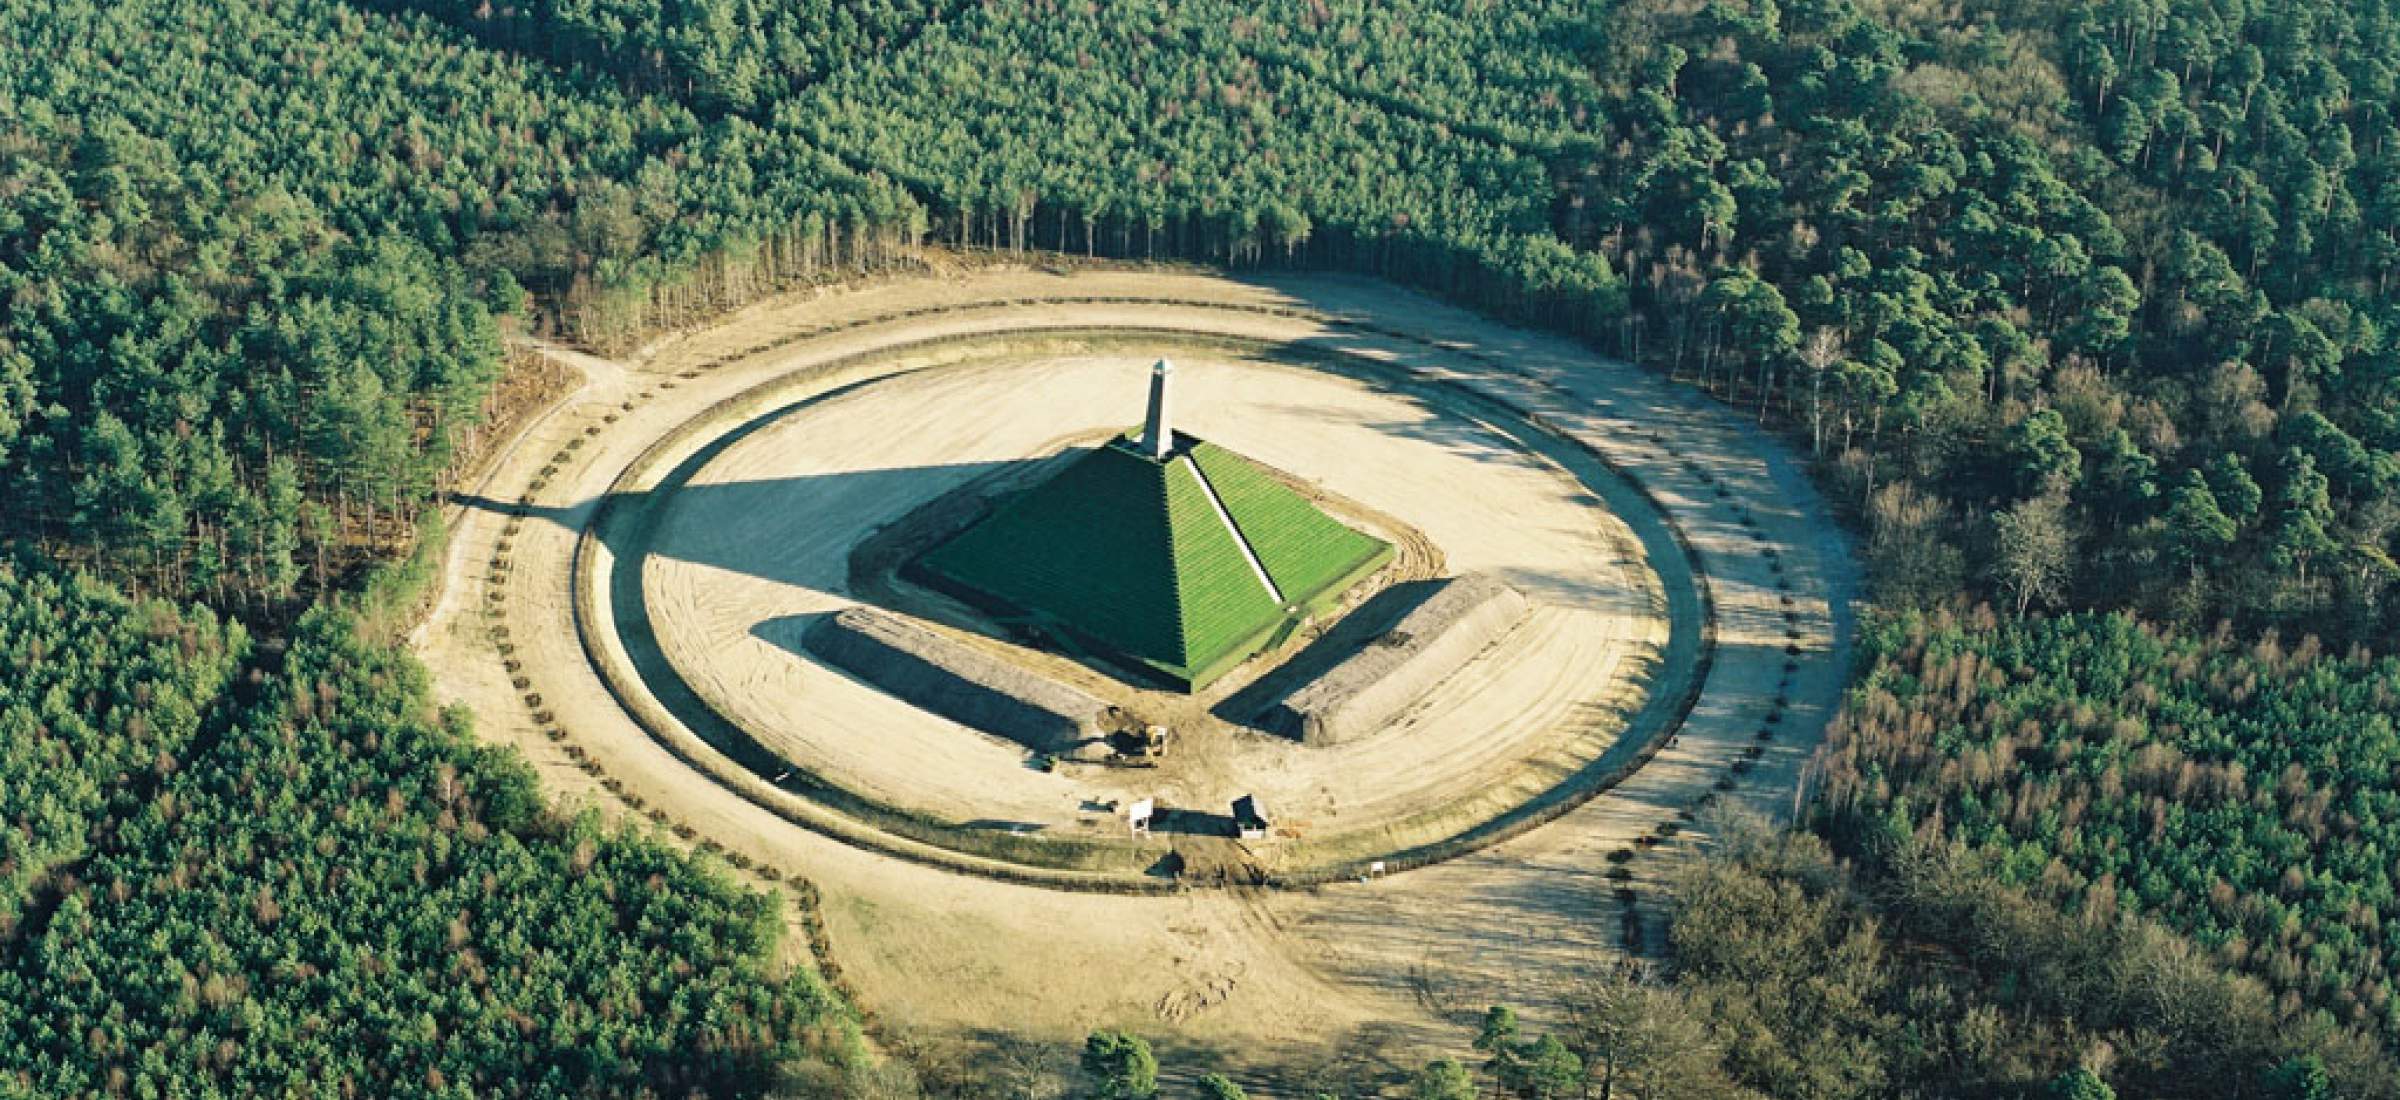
[805,607,1107,752]
[1275,573,1531,745]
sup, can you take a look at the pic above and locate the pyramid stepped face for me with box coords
[920,416,1390,690]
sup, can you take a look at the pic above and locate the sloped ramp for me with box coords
[806,607,1107,752]
[1272,573,1531,745]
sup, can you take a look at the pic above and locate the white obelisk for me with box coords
[1141,358,1175,460]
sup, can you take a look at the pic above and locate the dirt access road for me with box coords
[413,267,1858,1080]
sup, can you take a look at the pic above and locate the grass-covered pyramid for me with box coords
[919,361,1391,690]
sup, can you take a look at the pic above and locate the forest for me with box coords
[0,0,921,602]
[0,565,858,1096]
[3,0,2398,1094]
[1822,607,2400,1043]
[0,566,245,928]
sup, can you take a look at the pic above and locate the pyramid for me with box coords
[917,364,1391,690]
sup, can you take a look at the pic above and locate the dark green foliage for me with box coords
[18,0,2397,642]
[2166,470,2243,568]
[2050,1068,2115,1100]
[411,0,1629,336]
[1,7,890,1090]
[1470,1007,1586,1100]
[0,125,498,606]
[783,0,1629,334]
[2008,410,2083,499]
[0,0,921,331]
[8,0,2400,1088]
[1080,1030,1158,1100]
[1411,1058,1475,1100]
[1561,0,2400,641]
[2264,1056,2337,1100]
[1475,1005,1519,1063]
[0,595,849,1097]
[361,0,957,114]
[791,0,1559,245]
[1505,1035,1583,1100]
[0,0,923,604]
[0,562,245,928]
[574,0,2400,642]
[1822,605,2400,1040]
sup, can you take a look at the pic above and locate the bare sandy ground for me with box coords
[413,267,1856,1076]
[636,348,1666,855]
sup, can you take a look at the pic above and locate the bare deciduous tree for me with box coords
[1992,492,2075,617]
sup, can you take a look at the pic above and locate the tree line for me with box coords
[1559,0,2397,645]
[0,0,927,607]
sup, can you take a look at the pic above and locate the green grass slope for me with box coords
[921,444,1188,671]
[921,438,1386,688]
[1161,451,1283,680]
[1192,441,1392,608]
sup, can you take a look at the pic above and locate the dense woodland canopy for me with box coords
[0,566,244,929]
[357,0,959,114]
[1824,608,2400,1043]
[0,575,855,1097]
[3,0,2400,1094]
[0,0,925,606]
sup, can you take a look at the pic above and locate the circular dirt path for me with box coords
[625,344,1679,878]
[414,268,1857,1076]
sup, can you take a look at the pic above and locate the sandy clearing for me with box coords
[414,266,1857,1074]
[635,348,1665,852]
